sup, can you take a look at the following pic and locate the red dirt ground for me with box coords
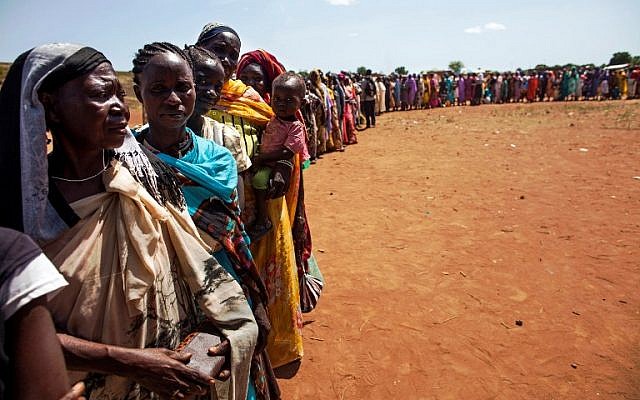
[277,100,640,399]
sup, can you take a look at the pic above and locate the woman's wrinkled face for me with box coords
[199,32,241,82]
[237,62,265,96]
[42,62,130,150]
[134,52,195,130]
[193,57,225,116]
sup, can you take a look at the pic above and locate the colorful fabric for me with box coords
[200,116,252,173]
[215,79,274,126]
[252,166,272,190]
[243,156,304,368]
[137,125,280,400]
[407,76,417,106]
[213,97,304,368]
[262,118,310,161]
[45,161,258,400]
[236,49,286,104]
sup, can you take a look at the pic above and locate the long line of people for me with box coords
[263,64,639,166]
[366,65,640,115]
[2,21,639,400]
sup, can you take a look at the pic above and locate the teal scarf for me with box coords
[151,128,237,214]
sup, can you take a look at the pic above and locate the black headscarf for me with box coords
[39,46,109,93]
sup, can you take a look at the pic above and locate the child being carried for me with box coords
[249,72,309,240]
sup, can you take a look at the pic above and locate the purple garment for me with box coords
[407,77,417,105]
[457,78,466,102]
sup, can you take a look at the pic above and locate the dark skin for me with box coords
[237,62,266,98]
[134,51,234,383]
[252,81,301,226]
[41,62,129,203]
[5,297,85,400]
[39,62,215,398]
[133,52,196,156]
[198,30,254,211]
[186,57,224,134]
[186,56,245,209]
[198,32,241,82]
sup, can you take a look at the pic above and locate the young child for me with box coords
[250,72,309,239]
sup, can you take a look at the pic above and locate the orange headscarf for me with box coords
[237,49,286,104]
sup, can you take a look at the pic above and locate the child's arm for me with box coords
[253,147,294,167]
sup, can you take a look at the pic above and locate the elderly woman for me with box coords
[0,43,257,400]
[195,22,305,368]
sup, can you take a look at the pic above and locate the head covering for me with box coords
[0,43,173,243]
[196,22,241,46]
[236,49,286,104]
[0,43,98,241]
[39,46,109,93]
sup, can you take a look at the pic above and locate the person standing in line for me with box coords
[361,69,376,128]
[407,74,417,110]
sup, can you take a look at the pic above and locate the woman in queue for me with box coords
[0,43,257,400]
[195,22,304,368]
[132,42,280,400]
[237,49,323,315]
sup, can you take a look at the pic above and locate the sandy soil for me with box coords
[276,100,640,399]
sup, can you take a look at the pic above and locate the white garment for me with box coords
[201,116,252,173]
[0,229,67,320]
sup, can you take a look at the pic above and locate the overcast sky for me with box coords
[1,0,639,74]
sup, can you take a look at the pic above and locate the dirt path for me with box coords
[277,101,640,399]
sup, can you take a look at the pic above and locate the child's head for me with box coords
[271,72,305,119]
[184,45,225,117]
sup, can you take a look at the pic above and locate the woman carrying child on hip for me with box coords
[249,72,309,240]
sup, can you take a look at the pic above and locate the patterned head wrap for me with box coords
[196,22,241,45]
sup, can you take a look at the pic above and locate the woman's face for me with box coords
[237,62,265,96]
[42,62,130,150]
[193,57,225,116]
[199,32,241,82]
[134,52,195,130]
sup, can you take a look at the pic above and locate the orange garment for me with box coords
[527,76,539,101]
[215,79,274,126]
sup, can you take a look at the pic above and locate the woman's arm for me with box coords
[5,298,70,400]
[58,334,212,398]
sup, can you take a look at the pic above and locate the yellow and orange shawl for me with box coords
[214,79,274,126]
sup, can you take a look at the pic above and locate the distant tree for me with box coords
[448,61,464,74]
[356,66,368,75]
[609,51,632,65]
[534,64,548,71]
[394,66,408,75]
[632,55,640,66]
[298,70,309,79]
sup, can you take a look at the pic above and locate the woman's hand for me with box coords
[120,347,213,398]
[208,339,232,381]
